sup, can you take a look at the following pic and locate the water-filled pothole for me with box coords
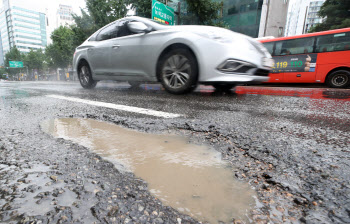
[41,118,256,223]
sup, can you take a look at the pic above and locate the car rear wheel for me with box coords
[160,49,198,94]
[326,70,350,88]
[213,84,236,91]
[78,62,97,89]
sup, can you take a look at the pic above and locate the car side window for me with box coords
[116,20,134,38]
[96,23,119,41]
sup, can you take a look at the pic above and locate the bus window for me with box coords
[275,37,315,55]
[263,42,274,55]
[316,32,350,52]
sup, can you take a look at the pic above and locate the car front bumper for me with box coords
[199,68,270,84]
[191,38,272,84]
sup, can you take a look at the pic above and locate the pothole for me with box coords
[41,118,257,223]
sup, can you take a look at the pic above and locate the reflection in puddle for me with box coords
[42,118,256,223]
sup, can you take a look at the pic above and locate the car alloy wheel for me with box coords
[80,65,90,85]
[160,48,198,94]
[78,62,97,89]
[163,55,191,89]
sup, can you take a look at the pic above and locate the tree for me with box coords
[23,49,45,72]
[4,47,23,78]
[183,0,223,26]
[71,9,98,48]
[70,0,129,47]
[45,26,75,70]
[129,0,225,27]
[0,67,7,79]
[309,0,350,32]
[128,0,168,18]
[86,0,128,28]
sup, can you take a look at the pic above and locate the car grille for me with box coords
[254,69,270,77]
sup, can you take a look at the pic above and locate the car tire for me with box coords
[213,84,236,91]
[78,62,97,89]
[326,70,350,88]
[159,48,198,94]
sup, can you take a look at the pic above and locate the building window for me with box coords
[278,27,283,37]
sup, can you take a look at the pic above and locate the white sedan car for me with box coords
[73,16,273,94]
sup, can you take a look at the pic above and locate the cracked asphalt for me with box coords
[0,81,349,224]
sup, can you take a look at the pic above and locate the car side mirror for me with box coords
[127,22,150,34]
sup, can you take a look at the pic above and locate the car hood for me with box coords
[163,25,248,40]
[159,25,270,57]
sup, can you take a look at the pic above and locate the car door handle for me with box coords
[87,48,93,51]
[112,45,120,49]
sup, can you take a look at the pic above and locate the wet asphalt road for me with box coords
[0,81,350,224]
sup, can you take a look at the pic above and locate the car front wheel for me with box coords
[78,62,97,89]
[160,49,198,94]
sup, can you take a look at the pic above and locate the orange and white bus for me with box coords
[260,28,350,88]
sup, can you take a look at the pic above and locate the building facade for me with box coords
[285,0,325,36]
[258,0,289,38]
[0,0,47,65]
[56,4,74,28]
[304,0,325,33]
[167,0,289,38]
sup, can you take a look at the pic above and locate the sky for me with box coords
[1,0,87,15]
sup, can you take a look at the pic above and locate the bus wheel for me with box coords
[326,70,350,88]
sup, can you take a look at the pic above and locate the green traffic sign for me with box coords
[9,61,23,68]
[152,0,175,25]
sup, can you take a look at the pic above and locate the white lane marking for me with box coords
[46,94,182,118]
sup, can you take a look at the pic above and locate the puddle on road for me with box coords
[41,118,256,223]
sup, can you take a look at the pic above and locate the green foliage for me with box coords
[71,9,98,48]
[309,0,350,32]
[86,0,128,28]
[23,49,45,71]
[0,68,7,79]
[129,0,225,27]
[184,0,222,25]
[4,47,23,76]
[45,26,75,69]
[128,0,168,18]
[70,0,130,48]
